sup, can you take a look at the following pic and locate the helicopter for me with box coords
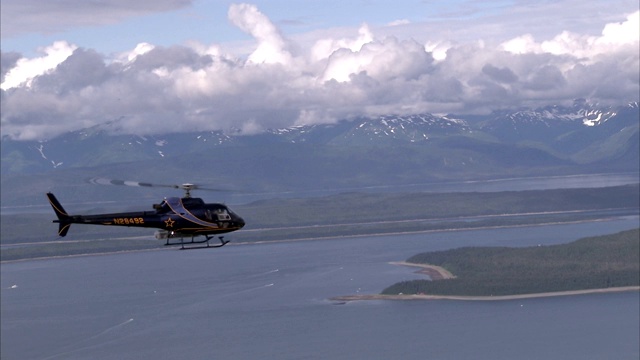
[46,178,245,249]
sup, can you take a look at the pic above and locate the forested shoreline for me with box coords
[1,184,638,261]
[382,228,640,296]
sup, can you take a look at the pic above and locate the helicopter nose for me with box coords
[236,216,246,229]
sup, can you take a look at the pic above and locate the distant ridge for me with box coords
[2,101,637,174]
[1,101,637,208]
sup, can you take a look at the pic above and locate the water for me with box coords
[2,217,639,360]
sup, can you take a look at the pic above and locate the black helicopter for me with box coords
[47,178,245,249]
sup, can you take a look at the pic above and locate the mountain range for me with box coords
[1,100,638,207]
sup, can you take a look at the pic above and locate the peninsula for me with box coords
[333,228,640,301]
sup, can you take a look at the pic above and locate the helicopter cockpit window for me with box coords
[201,207,231,222]
[215,209,231,221]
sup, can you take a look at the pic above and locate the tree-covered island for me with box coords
[379,228,639,298]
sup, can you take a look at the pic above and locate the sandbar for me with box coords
[331,286,640,302]
[389,261,456,280]
[331,261,640,302]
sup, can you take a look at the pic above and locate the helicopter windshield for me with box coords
[202,207,232,222]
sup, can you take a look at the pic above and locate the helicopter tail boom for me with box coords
[46,193,73,237]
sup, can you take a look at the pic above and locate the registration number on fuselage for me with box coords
[113,217,145,225]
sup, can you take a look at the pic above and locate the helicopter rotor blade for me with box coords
[87,177,229,193]
[89,177,175,189]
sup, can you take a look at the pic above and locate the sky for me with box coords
[1,0,638,140]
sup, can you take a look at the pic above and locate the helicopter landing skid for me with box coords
[165,236,230,250]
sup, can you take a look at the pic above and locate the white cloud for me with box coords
[387,19,410,27]
[599,10,639,45]
[120,42,156,63]
[500,34,539,55]
[310,24,373,63]
[502,10,639,59]
[322,37,433,82]
[1,41,77,90]
[424,41,451,61]
[1,6,638,141]
[228,3,292,65]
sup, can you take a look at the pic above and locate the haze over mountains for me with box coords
[1,100,638,207]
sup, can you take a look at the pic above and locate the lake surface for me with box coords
[2,217,639,360]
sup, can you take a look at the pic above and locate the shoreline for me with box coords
[2,216,637,264]
[331,286,640,302]
[389,261,457,280]
[331,259,640,302]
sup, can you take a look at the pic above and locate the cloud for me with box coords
[481,64,518,84]
[502,11,639,59]
[1,52,21,84]
[1,0,193,37]
[322,36,434,83]
[599,10,639,45]
[387,19,410,27]
[311,24,373,63]
[1,41,77,90]
[228,3,293,65]
[1,6,638,140]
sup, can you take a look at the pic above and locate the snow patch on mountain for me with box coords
[1,101,637,173]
